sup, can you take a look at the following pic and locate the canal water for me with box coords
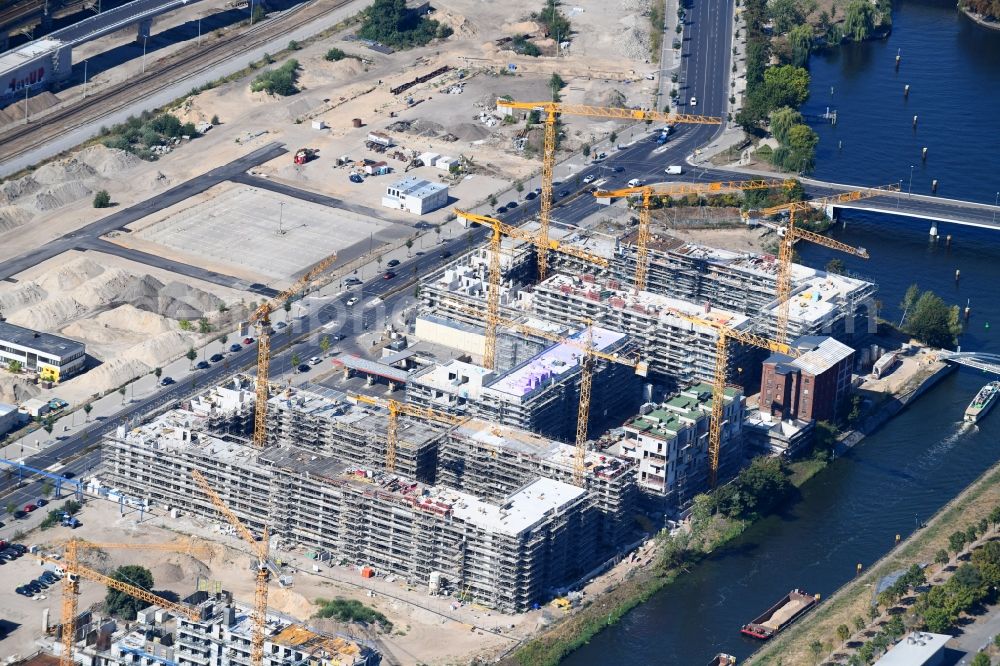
[564,2,1000,663]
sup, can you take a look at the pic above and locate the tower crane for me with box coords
[498,100,721,280]
[351,394,466,472]
[454,208,607,369]
[48,540,204,666]
[593,179,790,291]
[249,253,337,449]
[191,470,271,666]
[668,309,800,487]
[744,184,899,345]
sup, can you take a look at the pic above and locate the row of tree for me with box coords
[899,284,962,349]
[962,0,1000,19]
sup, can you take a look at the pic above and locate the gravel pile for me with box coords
[617,14,652,61]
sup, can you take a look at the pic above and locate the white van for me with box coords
[665,165,683,175]
[627,178,642,187]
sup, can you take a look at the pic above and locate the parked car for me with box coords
[344,277,363,286]
[346,297,359,307]
[506,201,518,209]
[349,173,364,183]
[195,361,210,370]
[309,357,322,365]
[210,353,224,363]
[297,364,311,373]
[243,337,255,345]
[387,259,400,267]
[525,191,537,200]
[36,498,47,507]
[383,271,396,280]
[160,376,175,386]
[229,343,242,352]
[497,205,508,214]
[23,504,37,513]
[414,221,435,229]
[583,175,595,184]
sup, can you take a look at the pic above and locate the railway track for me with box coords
[0,0,353,165]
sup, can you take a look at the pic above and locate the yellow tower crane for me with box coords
[593,179,791,291]
[191,470,271,666]
[668,309,800,487]
[50,540,204,666]
[249,253,338,449]
[351,394,467,472]
[498,100,721,280]
[744,184,899,345]
[454,208,607,369]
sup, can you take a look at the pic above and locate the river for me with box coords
[563,2,1000,663]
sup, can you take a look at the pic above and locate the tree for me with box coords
[179,319,193,331]
[535,0,572,41]
[211,114,220,125]
[949,530,968,554]
[186,347,197,368]
[320,336,331,354]
[105,565,155,620]
[808,639,823,661]
[990,506,1000,528]
[935,549,950,566]
[549,73,566,98]
[900,283,921,315]
[762,65,811,109]
[769,106,803,144]
[836,623,851,642]
[250,60,301,96]
[826,258,846,275]
[93,190,112,208]
[220,334,228,348]
[287,39,301,50]
[970,653,991,666]
[291,353,301,369]
[7,359,22,373]
[43,417,54,437]
[769,0,805,33]
[968,524,981,544]
[6,502,16,516]
[41,480,53,498]
[153,367,162,380]
[785,124,819,171]
[582,143,591,157]
[251,4,265,22]
[788,24,813,67]
[83,403,93,421]
[198,318,211,334]
[844,0,874,41]
[853,615,866,632]
[119,387,127,404]
[907,291,960,348]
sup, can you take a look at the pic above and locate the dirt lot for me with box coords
[0,250,250,406]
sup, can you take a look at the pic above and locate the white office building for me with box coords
[382,177,448,215]
[0,321,86,381]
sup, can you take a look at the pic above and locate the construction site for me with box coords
[0,0,913,661]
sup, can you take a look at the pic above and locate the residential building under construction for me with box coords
[100,382,638,613]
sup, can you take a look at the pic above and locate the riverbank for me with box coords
[499,459,830,666]
[747,452,1000,665]
[960,6,1000,31]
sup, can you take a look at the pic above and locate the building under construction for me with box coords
[614,383,745,508]
[66,588,380,666]
[100,382,638,613]
[407,325,643,442]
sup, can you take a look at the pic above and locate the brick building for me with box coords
[760,336,855,423]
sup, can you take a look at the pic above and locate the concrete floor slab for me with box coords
[133,184,406,281]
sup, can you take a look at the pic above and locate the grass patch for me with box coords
[314,597,392,631]
[99,112,198,161]
[649,0,666,63]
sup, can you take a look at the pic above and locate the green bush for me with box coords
[358,0,442,48]
[93,190,112,208]
[250,59,301,96]
[325,47,347,61]
[106,565,155,619]
[314,597,392,630]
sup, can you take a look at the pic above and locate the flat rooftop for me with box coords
[410,359,495,397]
[761,273,873,324]
[0,39,62,73]
[485,326,627,400]
[452,476,585,535]
[628,382,740,437]
[388,176,447,199]
[0,320,85,359]
[873,631,950,665]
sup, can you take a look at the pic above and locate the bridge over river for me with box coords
[939,351,1000,375]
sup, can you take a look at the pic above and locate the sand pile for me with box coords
[32,159,98,185]
[123,331,193,367]
[0,206,32,233]
[452,122,492,142]
[76,146,140,175]
[0,376,41,404]
[0,176,41,206]
[503,20,540,35]
[33,181,93,211]
[617,13,652,61]
[269,588,316,620]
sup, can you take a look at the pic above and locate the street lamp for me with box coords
[83,59,88,98]
[994,191,999,225]
[141,36,148,74]
[908,164,914,197]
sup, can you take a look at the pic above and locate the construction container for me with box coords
[361,566,375,578]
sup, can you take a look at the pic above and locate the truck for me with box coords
[294,148,318,165]
[665,165,683,175]
[656,130,669,145]
[60,513,80,529]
